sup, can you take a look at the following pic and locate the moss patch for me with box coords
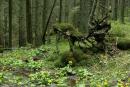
[117,38,130,50]
[53,23,82,37]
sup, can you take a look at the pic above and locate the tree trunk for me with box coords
[42,0,48,39]
[79,0,91,34]
[9,0,12,48]
[112,0,118,20]
[4,8,9,48]
[73,0,76,7]
[42,0,57,44]
[128,0,130,22]
[119,0,125,23]
[64,0,69,22]
[35,0,42,46]
[0,0,4,50]
[26,0,33,44]
[59,0,63,23]
[19,0,26,47]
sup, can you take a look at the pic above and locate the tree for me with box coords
[42,0,48,41]
[128,0,130,21]
[26,0,33,44]
[64,0,69,22]
[89,0,98,24]
[119,0,125,23]
[34,0,43,46]
[9,0,12,48]
[100,0,107,17]
[112,0,118,20]
[0,0,4,49]
[4,8,9,48]
[19,0,26,47]
[73,0,77,7]
[59,0,63,23]
[96,0,107,18]
[79,0,91,34]
[42,0,57,44]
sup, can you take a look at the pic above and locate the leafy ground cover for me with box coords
[0,21,130,87]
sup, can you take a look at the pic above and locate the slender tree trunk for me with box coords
[79,0,91,34]
[0,1,4,50]
[89,0,97,24]
[96,0,106,19]
[42,0,49,43]
[59,0,63,23]
[4,8,9,48]
[9,0,12,48]
[88,0,93,14]
[35,0,42,46]
[64,0,69,22]
[42,0,57,44]
[26,0,33,44]
[73,0,76,7]
[119,0,125,23]
[0,32,3,52]
[19,0,26,47]
[112,0,118,20]
[128,0,130,21]
[99,0,107,17]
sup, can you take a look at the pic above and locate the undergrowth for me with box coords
[0,21,130,86]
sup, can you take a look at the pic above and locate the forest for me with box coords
[0,0,130,87]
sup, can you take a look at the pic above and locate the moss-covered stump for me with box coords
[117,38,130,50]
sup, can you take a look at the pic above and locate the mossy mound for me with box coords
[56,49,97,67]
[60,51,76,66]
[117,38,130,50]
[53,23,82,37]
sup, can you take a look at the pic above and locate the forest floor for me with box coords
[0,21,130,87]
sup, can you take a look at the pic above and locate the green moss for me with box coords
[53,23,74,31]
[57,49,96,67]
[117,38,130,50]
[53,23,82,37]
[60,51,76,66]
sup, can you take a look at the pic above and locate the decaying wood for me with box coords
[53,15,111,52]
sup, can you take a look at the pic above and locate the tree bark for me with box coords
[4,8,9,48]
[42,0,48,40]
[59,0,63,23]
[64,0,69,22]
[112,0,118,20]
[9,0,12,48]
[35,0,43,46]
[79,0,91,34]
[19,0,26,47]
[42,0,57,44]
[26,0,33,44]
[119,0,125,23]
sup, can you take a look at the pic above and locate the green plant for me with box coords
[0,73,5,84]
[11,59,24,68]
[59,61,76,76]
[26,60,43,71]
[29,71,55,85]
[76,68,93,80]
